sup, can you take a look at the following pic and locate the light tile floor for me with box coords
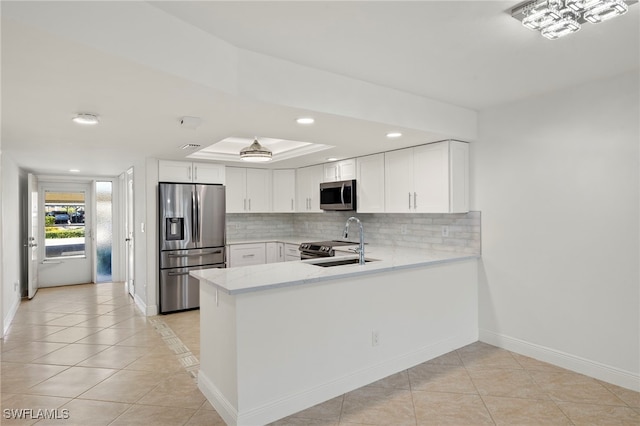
[1,282,638,425]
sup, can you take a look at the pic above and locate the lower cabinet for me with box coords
[284,243,301,262]
[266,242,285,263]
[229,242,300,267]
[228,243,266,268]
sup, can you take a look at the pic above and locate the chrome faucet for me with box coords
[343,216,365,265]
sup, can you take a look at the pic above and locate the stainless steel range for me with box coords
[298,240,359,259]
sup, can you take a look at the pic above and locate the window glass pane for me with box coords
[96,181,113,282]
[44,191,85,258]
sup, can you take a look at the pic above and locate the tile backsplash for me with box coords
[227,211,481,254]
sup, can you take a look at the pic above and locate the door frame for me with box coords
[33,175,123,287]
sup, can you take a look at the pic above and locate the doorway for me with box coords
[38,182,93,287]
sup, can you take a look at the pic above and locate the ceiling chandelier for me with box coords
[511,0,635,40]
[240,138,272,162]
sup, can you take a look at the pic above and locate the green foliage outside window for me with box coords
[45,227,85,239]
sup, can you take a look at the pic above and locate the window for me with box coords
[44,190,85,258]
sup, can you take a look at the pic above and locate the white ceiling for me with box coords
[2,1,638,177]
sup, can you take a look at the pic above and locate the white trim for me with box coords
[479,329,640,392]
[198,372,239,426]
[2,295,21,336]
[199,332,476,426]
[133,293,157,316]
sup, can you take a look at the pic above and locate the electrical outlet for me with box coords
[372,330,379,347]
[441,226,449,237]
[400,224,407,234]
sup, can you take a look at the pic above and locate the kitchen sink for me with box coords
[309,258,377,267]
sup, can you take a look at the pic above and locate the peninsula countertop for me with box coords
[191,245,478,295]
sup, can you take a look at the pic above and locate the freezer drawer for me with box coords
[160,247,225,269]
[159,263,224,314]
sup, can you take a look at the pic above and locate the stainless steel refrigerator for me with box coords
[158,182,225,314]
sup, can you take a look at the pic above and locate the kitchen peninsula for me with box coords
[192,246,478,426]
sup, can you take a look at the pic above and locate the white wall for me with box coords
[473,71,639,390]
[1,156,23,335]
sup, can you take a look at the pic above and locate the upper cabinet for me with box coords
[384,140,469,213]
[226,167,272,213]
[323,159,356,182]
[158,160,225,185]
[356,153,385,213]
[272,169,296,213]
[296,165,323,212]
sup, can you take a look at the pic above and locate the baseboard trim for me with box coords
[199,332,477,426]
[133,293,157,316]
[479,328,640,392]
[2,295,21,337]
[198,371,239,426]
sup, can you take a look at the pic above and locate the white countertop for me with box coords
[191,244,478,295]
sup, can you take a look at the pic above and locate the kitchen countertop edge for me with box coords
[192,249,479,296]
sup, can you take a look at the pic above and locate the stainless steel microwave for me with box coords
[320,179,356,211]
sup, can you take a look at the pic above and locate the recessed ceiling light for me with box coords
[386,132,402,138]
[69,169,80,173]
[296,117,315,125]
[326,157,338,162]
[72,113,99,125]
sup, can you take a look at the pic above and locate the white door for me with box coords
[125,168,135,297]
[38,182,93,287]
[225,167,247,213]
[384,148,414,213]
[245,168,271,212]
[27,173,39,299]
[413,142,449,213]
[356,154,385,213]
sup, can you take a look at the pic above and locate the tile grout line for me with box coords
[148,318,200,381]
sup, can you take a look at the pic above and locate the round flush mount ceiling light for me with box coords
[386,132,402,138]
[72,113,100,125]
[69,169,80,173]
[296,117,315,125]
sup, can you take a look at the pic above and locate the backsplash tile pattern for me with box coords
[227,211,481,254]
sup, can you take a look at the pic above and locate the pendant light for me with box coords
[240,138,272,162]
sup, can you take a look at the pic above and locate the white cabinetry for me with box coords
[296,165,323,212]
[323,159,356,182]
[384,140,469,213]
[158,160,225,184]
[284,243,300,261]
[230,241,298,266]
[266,242,285,263]
[228,243,266,268]
[226,167,272,213]
[356,153,385,213]
[272,169,296,212]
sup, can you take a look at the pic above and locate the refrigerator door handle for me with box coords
[191,190,197,243]
[168,249,222,257]
[195,189,201,244]
[168,271,191,277]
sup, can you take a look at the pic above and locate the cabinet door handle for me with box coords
[194,166,198,181]
[242,254,255,258]
[188,166,192,181]
[291,199,294,211]
[414,192,417,209]
[408,192,411,209]
[248,199,251,211]
[280,246,283,257]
